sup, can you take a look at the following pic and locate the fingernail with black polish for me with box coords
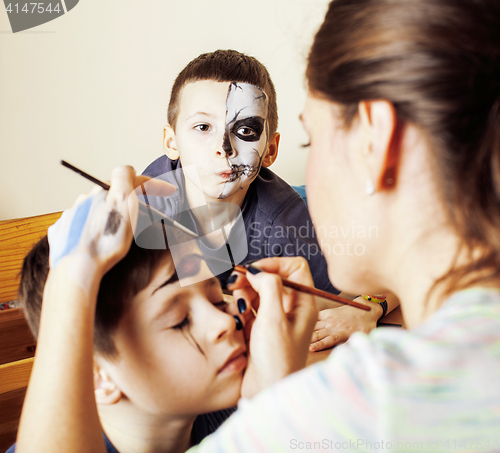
[233,315,243,330]
[237,298,247,314]
[227,274,237,285]
[247,265,262,275]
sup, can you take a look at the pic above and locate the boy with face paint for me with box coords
[143,50,337,294]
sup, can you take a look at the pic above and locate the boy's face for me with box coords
[103,252,246,416]
[172,80,270,202]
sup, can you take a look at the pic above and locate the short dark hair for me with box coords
[19,234,169,358]
[167,49,278,136]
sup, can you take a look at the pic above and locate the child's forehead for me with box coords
[177,80,267,119]
[226,82,268,120]
[178,80,231,115]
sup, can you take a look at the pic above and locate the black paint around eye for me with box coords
[232,117,265,142]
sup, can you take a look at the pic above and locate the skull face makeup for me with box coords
[169,80,271,205]
[219,82,269,199]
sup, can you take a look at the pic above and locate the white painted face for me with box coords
[219,82,269,199]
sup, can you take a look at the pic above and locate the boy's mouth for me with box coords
[218,347,247,374]
[217,170,234,181]
[217,165,258,183]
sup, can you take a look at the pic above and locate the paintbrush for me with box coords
[60,160,199,239]
[61,161,369,312]
[233,264,371,311]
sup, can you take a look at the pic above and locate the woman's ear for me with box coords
[358,100,401,191]
[261,132,280,168]
[163,125,180,161]
[93,360,122,405]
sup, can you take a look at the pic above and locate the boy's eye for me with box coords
[232,117,264,142]
[173,316,190,330]
[236,126,256,137]
[194,124,211,132]
[213,301,228,312]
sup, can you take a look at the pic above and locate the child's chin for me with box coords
[214,183,250,201]
[218,379,244,407]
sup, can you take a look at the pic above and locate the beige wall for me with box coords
[0,0,329,220]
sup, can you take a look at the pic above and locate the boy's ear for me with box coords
[163,125,180,161]
[93,360,122,405]
[261,132,280,168]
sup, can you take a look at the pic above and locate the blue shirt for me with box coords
[7,408,236,453]
[142,156,337,293]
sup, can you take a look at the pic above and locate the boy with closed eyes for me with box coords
[8,169,247,453]
[142,49,337,294]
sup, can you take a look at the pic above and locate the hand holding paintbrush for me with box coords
[61,161,369,313]
[233,264,370,311]
[229,257,322,398]
[61,160,197,238]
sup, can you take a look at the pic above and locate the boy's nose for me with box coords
[208,305,237,342]
[217,131,233,158]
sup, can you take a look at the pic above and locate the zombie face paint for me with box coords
[219,82,269,199]
[172,80,270,204]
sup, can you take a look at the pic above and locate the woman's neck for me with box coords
[388,223,462,329]
[98,404,196,453]
[374,125,472,329]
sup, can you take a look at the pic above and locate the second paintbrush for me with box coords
[232,264,371,311]
[60,160,199,239]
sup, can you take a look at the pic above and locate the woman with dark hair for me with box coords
[189,0,500,449]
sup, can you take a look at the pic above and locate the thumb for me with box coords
[246,271,285,325]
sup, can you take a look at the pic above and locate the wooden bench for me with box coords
[0,212,61,453]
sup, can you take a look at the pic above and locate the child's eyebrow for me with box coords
[228,113,266,128]
[150,291,189,324]
[186,111,217,121]
[152,270,179,295]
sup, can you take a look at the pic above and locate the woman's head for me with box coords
[304,0,500,295]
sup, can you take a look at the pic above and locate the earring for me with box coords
[365,179,375,195]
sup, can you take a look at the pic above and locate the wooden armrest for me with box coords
[0,212,62,304]
[0,308,36,366]
[0,358,34,395]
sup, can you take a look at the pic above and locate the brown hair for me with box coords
[167,49,278,136]
[19,233,169,358]
[307,0,500,296]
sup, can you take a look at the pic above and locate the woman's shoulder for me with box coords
[323,287,500,394]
